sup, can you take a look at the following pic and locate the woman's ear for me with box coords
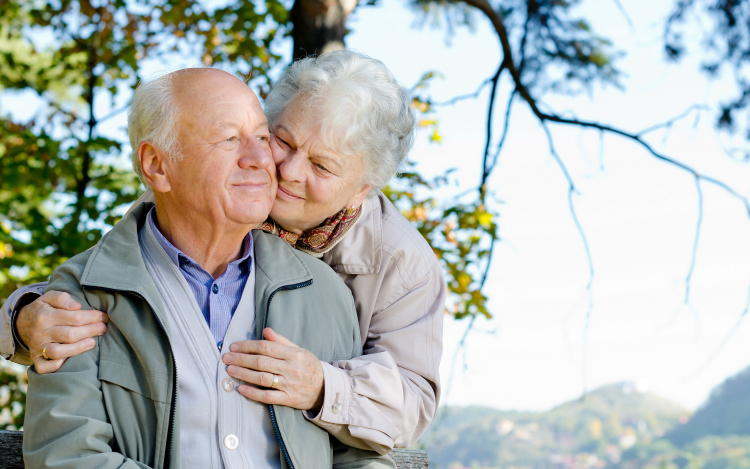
[139,142,172,193]
[347,184,373,210]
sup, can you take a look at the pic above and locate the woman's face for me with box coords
[269,100,372,234]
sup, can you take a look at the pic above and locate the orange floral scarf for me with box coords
[258,204,363,257]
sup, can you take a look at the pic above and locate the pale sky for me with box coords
[346,0,750,412]
[3,0,750,413]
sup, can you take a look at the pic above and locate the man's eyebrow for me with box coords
[212,121,239,132]
[254,121,269,132]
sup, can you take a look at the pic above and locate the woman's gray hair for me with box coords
[127,72,184,189]
[264,50,416,195]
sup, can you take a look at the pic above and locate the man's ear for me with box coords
[346,184,373,210]
[139,142,172,193]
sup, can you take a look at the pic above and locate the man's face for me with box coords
[164,70,276,228]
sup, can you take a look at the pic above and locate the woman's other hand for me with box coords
[222,327,325,413]
[17,291,108,374]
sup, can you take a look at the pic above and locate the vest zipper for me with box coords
[263,280,313,469]
[83,286,178,469]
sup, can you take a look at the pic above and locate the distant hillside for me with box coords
[419,382,690,469]
[667,366,750,445]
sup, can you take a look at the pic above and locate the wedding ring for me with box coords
[42,344,51,360]
[272,374,279,389]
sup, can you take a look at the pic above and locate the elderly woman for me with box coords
[2,51,444,455]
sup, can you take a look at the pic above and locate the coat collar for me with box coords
[322,192,384,275]
[80,200,313,306]
[80,201,155,293]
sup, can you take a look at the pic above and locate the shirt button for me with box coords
[332,402,342,414]
[222,377,234,392]
[224,434,239,450]
[212,284,219,294]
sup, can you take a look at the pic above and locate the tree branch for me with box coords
[431,79,492,107]
[611,0,636,34]
[636,104,708,137]
[481,64,506,189]
[459,0,750,220]
[541,122,595,395]
[684,177,703,305]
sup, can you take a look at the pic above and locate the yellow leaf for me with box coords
[430,129,442,143]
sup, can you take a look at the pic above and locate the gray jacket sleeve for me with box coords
[22,265,150,469]
[1,283,47,365]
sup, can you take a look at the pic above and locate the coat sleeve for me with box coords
[305,260,445,454]
[1,282,47,365]
[22,263,151,469]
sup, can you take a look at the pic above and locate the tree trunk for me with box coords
[289,0,357,60]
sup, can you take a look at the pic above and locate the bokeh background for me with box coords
[2,0,750,467]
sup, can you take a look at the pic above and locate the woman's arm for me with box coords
[306,260,446,454]
[1,283,108,372]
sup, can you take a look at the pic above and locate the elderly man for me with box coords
[21,68,363,469]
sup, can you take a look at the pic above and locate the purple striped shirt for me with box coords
[147,208,253,346]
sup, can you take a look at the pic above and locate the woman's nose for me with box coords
[278,151,305,183]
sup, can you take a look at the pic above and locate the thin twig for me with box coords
[444,314,478,401]
[689,283,750,378]
[541,123,595,396]
[431,79,492,107]
[611,0,636,33]
[97,105,129,124]
[481,64,507,186]
[684,177,703,305]
[636,105,709,137]
[486,91,516,179]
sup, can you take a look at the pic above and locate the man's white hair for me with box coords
[264,50,416,196]
[127,72,185,189]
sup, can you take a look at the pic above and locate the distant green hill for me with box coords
[419,382,690,469]
[420,367,750,469]
[667,366,750,445]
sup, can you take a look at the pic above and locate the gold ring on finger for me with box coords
[42,344,51,360]
[272,374,279,389]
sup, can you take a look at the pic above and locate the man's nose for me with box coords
[238,138,274,170]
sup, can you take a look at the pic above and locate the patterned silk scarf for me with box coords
[258,204,363,257]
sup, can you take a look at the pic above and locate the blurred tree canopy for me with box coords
[0,0,503,320]
[1,0,749,430]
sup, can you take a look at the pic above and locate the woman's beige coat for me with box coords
[315,191,445,453]
[1,190,445,455]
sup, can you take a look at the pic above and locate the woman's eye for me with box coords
[275,135,290,147]
[315,163,329,172]
[226,136,237,142]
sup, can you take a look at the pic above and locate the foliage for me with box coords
[384,165,498,319]
[0,0,293,305]
[0,0,504,429]
[665,0,750,145]
[0,362,25,430]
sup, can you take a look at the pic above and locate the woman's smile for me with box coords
[276,184,305,201]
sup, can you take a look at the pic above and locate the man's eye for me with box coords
[226,136,237,142]
[257,135,269,142]
[315,163,329,172]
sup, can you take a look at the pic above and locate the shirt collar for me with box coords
[146,207,253,271]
